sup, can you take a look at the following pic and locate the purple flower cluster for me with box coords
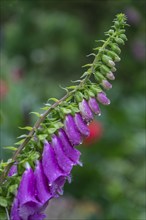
[10,92,110,220]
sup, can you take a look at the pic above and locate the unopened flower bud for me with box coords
[74,113,90,137]
[64,114,82,146]
[97,92,110,105]
[88,97,101,115]
[79,99,93,122]
[110,44,121,54]
[106,72,115,80]
[101,80,112,90]
[58,128,81,166]
[115,37,125,45]
[102,55,115,68]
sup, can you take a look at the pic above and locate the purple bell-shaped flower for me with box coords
[88,97,101,115]
[17,164,41,220]
[79,99,93,122]
[34,160,52,204]
[42,141,67,196]
[74,113,90,136]
[10,197,20,220]
[97,92,110,105]
[51,134,73,174]
[64,114,82,146]
[58,129,82,166]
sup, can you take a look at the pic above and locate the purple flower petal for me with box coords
[74,113,90,136]
[17,164,41,220]
[17,165,40,207]
[58,129,82,166]
[79,99,93,122]
[28,212,46,220]
[97,92,110,105]
[88,97,101,115]
[10,197,21,220]
[101,80,112,90]
[8,164,17,177]
[51,134,73,174]
[42,141,67,195]
[34,160,52,204]
[64,114,82,146]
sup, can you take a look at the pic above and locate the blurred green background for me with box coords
[0,0,145,219]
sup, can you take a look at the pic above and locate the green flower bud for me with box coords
[90,85,102,95]
[102,55,115,68]
[120,34,127,41]
[110,44,121,54]
[94,71,104,82]
[84,89,95,99]
[107,50,121,62]
[100,65,111,74]
[108,29,114,34]
[115,37,125,45]
[75,91,84,103]
[119,29,125,34]
[115,21,120,28]
[111,66,117,72]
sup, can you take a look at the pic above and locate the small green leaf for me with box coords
[48,127,57,134]
[19,126,33,131]
[17,134,28,139]
[30,112,41,117]
[14,139,25,145]
[53,122,63,129]
[48,98,59,102]
[66,85,76,90]
[82,64,92,68]
[41,106,50,110]
[38,134,48,141]
[4,146,17,151]
[80,72,88,79]
[61,108,72,114]
[8,184,18,194]
[0,196,7,207]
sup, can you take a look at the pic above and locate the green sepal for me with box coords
[61,107,72,115]
[94,71,104,82]
[90,84,102,95]
[102,55,114,67]
[106,50,121,62]
[100,65,111,74]
[111,66,117,72]
[38,134,48,140]
[75,91,84,103]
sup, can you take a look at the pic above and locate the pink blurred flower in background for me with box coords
[131,39,146,62]
[0,79,9,100]
[125,7,141,25]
